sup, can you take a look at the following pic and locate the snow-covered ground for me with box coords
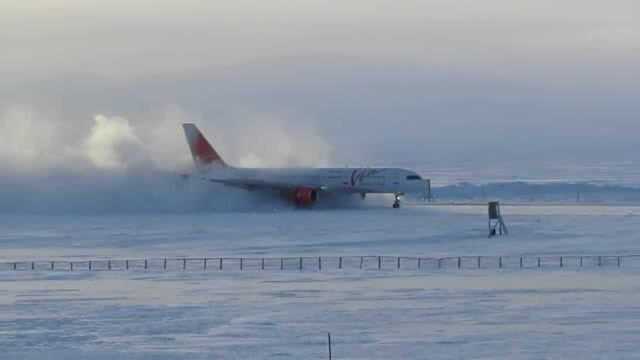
[2,204,640,359]
[3,270,640,359]
[1,204,640,261]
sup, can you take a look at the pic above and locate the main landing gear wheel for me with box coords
[393,194,401,208]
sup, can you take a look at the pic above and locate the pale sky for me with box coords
[1,0,639,172]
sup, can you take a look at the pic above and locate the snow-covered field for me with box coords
[2,204,640,260]
[2,204,640,359]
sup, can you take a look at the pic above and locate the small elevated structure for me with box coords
[488,201,508,237]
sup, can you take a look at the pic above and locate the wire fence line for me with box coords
[1,255,639,273]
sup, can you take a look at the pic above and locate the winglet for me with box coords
[182,123,229,168]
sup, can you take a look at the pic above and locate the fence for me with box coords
[1,255,639,273]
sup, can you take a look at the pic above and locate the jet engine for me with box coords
[293,187,318,207]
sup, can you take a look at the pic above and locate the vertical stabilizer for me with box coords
[182,123,229,168]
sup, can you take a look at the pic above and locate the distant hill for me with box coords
[433,182,640,203]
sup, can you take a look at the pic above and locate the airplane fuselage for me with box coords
[206,167,427,196]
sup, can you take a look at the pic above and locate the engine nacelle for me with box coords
[293,187,318,207]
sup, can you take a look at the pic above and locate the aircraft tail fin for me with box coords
[182,123,229,168]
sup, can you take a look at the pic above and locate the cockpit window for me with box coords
[406,175,422,180]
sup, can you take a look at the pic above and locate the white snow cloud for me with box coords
[84,115,148,170]
[0,106,64,172]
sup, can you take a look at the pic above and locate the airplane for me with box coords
[182,123,429,208]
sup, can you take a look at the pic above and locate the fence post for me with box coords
[144,259,148,270]
[520,257,523,268]
[220,258,223,271]
[457,257,461,269]
[339,257,343,270]
[51,261,55,271]
[438,258,442,269]
[499,257,503,269]
[560,256,563,268]
[261,258,265,270]
[204,258,208,271]
[183,258,187,271]
[299,257,303,271]
[70,262,74,272]
[163,258,167,271]
[89,261,92,271]
[126,260,129,270]
[378,256,382,270]
[31,262,34,271]
[598,256,602,267]
[360,256,364,269]
[12,263,16,271]
[418,258,422,270]
[477,256,481,269]
[618,256,621,267]
[537,257,541,268]
[108,260,111,271]
[281,258,284,271]
[397,257,401,270]
[240,258,244,271]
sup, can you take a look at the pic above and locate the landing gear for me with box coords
[393,194,401,208]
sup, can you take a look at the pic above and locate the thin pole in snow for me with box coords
[328,333,332,360]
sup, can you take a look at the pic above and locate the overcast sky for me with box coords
[2,0,639,174]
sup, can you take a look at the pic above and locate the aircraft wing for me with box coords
[208,177,324,192]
